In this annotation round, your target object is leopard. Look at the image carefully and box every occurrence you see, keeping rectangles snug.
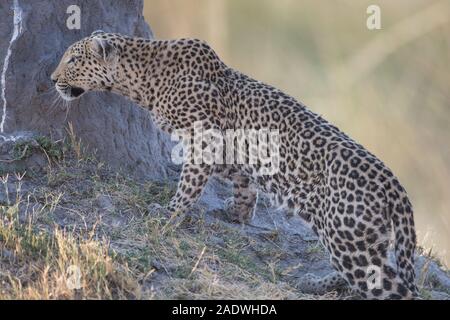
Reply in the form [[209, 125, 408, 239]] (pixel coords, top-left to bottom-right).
[[51, 31, 418, 299]]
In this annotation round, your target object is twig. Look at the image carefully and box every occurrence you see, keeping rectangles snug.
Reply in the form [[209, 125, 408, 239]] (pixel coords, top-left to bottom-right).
[[189, 246, 207, 278]]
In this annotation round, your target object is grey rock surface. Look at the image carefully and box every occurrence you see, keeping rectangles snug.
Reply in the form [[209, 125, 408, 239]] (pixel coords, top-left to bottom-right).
[[0, 0, 173, 180]]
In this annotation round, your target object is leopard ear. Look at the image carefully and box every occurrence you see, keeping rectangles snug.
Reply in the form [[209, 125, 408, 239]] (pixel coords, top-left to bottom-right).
[[89, 37, 116, 63]]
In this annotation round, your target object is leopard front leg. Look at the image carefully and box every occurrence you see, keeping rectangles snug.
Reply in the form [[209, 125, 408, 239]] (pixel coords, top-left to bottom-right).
[[168, 162, 212, 215], [223, 174, 258, 224]]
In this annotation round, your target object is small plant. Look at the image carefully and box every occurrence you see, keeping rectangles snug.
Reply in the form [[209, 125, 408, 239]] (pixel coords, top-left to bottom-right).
[[36, 136, 64, 161], [12, 141, 34, 161], [11, 136, 63, 162]]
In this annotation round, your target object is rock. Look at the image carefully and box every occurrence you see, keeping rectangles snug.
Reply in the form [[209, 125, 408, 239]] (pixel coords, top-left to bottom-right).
[[0, 0, 173, 181]]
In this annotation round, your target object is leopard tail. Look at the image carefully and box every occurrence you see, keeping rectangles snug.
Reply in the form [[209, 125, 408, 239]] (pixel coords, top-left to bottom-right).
[[389, 186, 418, 295]]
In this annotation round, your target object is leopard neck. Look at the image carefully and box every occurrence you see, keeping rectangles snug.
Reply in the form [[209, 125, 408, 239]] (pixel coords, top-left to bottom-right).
[[110, 38, 165, 108]]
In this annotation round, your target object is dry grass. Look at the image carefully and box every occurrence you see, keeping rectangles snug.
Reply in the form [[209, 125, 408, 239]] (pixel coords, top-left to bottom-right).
[[0, 221, 138, 299]]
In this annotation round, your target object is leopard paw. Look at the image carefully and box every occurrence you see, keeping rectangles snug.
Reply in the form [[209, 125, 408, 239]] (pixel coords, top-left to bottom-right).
[[223, 197, 253, 224], [297, 272, 347, 295]]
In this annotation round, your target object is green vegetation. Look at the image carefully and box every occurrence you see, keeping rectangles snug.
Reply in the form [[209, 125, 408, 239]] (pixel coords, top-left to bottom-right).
[[12, 136, 63, 161]]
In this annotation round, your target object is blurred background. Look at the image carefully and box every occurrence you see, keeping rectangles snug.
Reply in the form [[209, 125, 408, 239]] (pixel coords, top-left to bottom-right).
[[143, 0, 450, 266]]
